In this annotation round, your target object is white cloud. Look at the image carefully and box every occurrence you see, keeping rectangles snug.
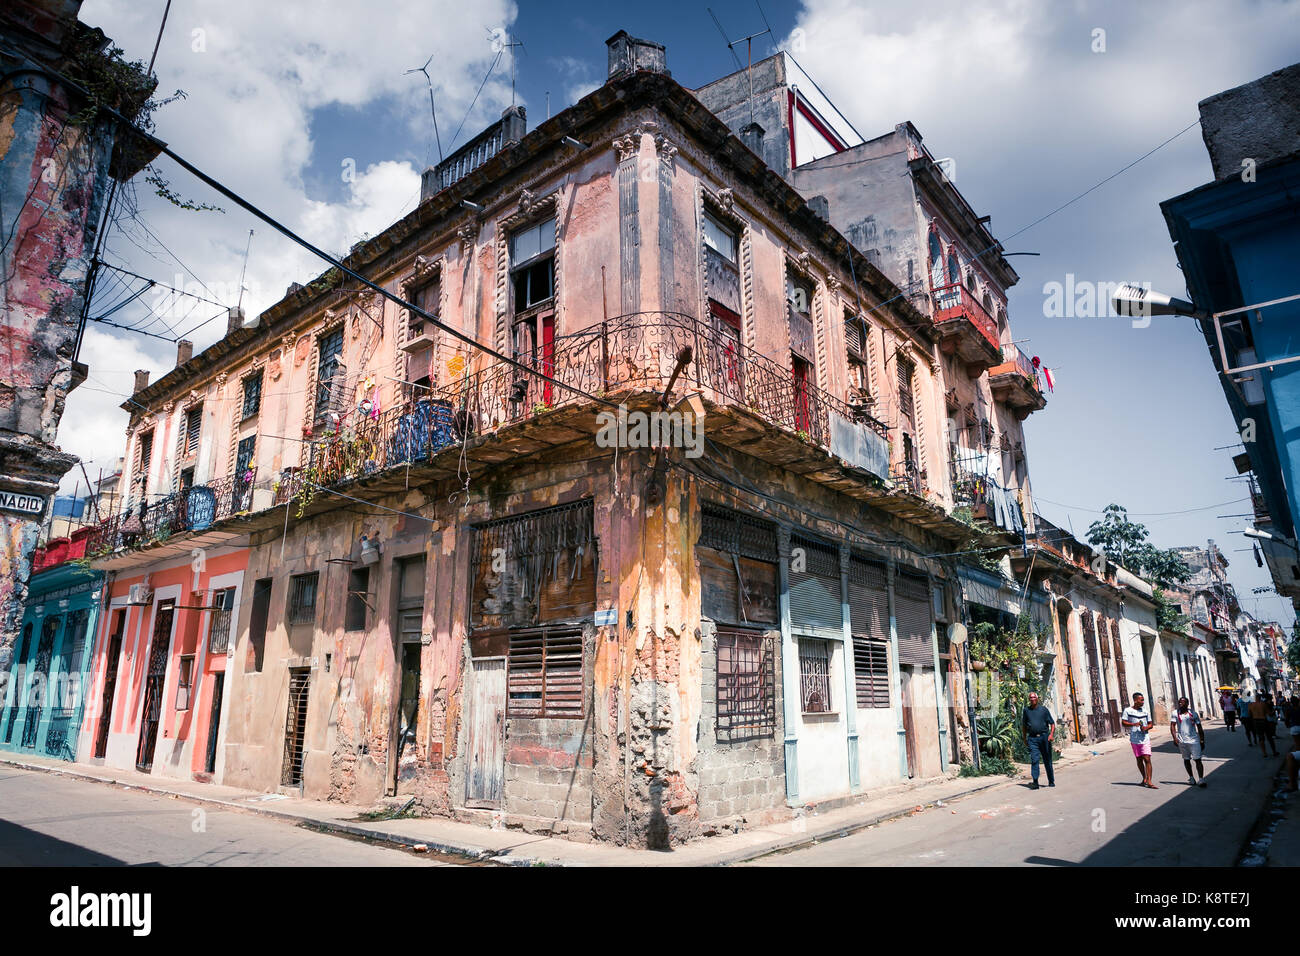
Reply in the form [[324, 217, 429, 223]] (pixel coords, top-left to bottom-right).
[[59, 0, 519, 486]]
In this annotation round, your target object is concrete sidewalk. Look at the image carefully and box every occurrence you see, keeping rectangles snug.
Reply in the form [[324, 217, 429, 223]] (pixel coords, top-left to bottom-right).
[[0, 732, 1139, 867]]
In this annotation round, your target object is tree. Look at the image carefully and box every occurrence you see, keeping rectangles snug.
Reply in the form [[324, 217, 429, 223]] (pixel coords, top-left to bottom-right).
[[1086, 504, 1148, 566], [1086, 504, 1191, 587]]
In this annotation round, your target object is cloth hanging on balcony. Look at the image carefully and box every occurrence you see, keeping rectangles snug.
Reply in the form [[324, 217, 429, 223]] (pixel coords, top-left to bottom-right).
[[1042, 367, 1055, 392]]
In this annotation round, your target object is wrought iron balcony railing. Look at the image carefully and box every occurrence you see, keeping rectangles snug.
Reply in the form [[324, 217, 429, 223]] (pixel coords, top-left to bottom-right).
[[84, 470, 259, 556], [931, 282, 1000, 353]]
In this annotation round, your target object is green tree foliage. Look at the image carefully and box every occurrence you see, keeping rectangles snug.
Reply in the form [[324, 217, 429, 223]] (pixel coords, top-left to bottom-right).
[[1086, 503, 1191, 587]]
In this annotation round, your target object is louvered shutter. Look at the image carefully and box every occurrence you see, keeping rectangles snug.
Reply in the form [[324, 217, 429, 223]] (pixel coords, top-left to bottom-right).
[[849, 556, 890, 707], [894, 571, 934, 666], [789, 536, 842, 632], [507, 628, 582, 718]]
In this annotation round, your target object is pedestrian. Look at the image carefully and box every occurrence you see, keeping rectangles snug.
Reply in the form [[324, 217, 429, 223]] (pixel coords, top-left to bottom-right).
[[1240, 693, 1257, 745], [1122, 691, 1158, 789], [1171, 696, 1208, 787], [1021, 691, 1055, 790], [1286, 696, 1300, 751], [1248, 695, 1279, 757], [1221, 690, 1237, 732]]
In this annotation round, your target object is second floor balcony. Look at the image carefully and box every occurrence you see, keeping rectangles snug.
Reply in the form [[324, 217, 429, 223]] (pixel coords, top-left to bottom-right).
[[988, 344, 1048, 419], [931, 282, 1001, 375], [82, 312, 1003, 563]]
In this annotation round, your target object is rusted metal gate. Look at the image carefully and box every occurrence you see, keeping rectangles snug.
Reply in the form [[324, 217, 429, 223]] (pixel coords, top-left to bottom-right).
[[1081, 611, 1109, 741], [93, 613, 125, 758], [281, 668, 311, 787], [135, 600, 175, 772], [1098, 617, 1120, 737], [465, 657, 506, 808]]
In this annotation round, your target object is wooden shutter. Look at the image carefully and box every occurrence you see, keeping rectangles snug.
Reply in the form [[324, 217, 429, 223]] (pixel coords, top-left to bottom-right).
[[698, 504, 779, 626], [850, 556, 890, 707], [789, 536, 841, 631], [894, 570, 933, 666], [507, 627, 582, 718], [185, 406, 202, 456]]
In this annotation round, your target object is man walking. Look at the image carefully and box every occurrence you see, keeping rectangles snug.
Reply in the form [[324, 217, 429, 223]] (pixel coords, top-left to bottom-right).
[[1220, 690, 1237, 732], [1122, 691, 1158, 788], [1171, 696, 1208, 787], [1240, 692, 1257, 745], [1021, 691, 1055, 790], [1248, 694, 1279, 757]]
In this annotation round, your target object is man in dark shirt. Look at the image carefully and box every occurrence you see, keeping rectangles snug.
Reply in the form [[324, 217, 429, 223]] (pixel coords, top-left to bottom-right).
[[1022, 691, 1056, 790]]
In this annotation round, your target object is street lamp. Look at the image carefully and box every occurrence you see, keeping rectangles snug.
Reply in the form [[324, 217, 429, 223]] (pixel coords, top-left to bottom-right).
[[1111, 283, 1207, 320]]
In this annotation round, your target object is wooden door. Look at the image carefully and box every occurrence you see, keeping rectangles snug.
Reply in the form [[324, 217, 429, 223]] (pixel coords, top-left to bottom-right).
[[93, 623, 124, 759], [204, 672, 224, 774], [465, 657, 506, 808]]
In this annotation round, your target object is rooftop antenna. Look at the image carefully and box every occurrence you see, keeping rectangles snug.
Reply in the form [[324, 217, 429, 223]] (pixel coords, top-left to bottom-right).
[[497, 31, 526, 108], [236, 229, 253, 310], [707, 7, 770, 126], [405, 54, 444, 163]]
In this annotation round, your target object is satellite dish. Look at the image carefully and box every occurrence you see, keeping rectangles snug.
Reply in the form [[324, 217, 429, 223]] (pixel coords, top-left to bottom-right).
[[948, 622, 967, 646]]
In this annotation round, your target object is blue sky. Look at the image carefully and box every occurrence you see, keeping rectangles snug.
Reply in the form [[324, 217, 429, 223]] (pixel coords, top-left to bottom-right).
[[70, 0, 1300, 625]]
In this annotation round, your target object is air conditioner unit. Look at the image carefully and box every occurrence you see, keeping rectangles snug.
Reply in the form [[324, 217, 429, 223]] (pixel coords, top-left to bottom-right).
[[128, 583, 152, 605]]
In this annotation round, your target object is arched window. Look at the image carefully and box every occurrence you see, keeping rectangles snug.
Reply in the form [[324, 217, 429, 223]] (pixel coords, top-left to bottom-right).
[[946, 251, 960, 286], [928, 232, 944, 289]]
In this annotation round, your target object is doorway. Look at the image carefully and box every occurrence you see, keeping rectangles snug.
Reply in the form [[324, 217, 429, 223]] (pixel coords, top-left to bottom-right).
[[93, 611, 125, 758], [465, 657, 506, 807], [135, 600, 175, 772]]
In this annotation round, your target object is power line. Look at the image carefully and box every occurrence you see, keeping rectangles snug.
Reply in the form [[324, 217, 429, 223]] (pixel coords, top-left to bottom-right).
[[1033, 495, 1250, 518]]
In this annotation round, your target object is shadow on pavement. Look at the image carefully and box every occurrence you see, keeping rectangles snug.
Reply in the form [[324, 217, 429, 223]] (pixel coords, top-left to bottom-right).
[[0, 819, 127, 866]]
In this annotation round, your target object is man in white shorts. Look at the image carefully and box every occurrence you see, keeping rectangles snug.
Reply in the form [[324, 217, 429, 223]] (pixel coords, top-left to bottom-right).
[[1171, 696, 1207, 787]]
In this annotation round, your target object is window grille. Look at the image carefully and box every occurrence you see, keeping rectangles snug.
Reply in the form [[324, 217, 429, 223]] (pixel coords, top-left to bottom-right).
[[288, 572, 319, 625], [799, 638, 833, 713], [207, 587, 235, 654], [716, 628, 776, 742]]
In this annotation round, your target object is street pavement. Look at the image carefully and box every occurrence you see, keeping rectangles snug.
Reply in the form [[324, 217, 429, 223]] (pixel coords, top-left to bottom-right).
[[748, 722, 1283, 866], [0, 767, 458, 866]]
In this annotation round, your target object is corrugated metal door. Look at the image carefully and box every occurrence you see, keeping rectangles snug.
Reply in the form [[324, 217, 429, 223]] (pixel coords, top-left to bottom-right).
[[894, 572, 933, 666], [789, 537, 841, 631], [466, 657, 506, 808]]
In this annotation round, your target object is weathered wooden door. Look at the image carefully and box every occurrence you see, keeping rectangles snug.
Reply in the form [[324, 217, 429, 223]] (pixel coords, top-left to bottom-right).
[[93, 622, 124, 759], [204, 672, 224, 774], [136, 600, 175, 772], [465, 657, 506, 808]]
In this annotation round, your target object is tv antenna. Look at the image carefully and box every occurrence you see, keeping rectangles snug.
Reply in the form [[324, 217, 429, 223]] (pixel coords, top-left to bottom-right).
[[404, 54, 444, 163], [707, 4, 772, 126], [492, 29, 526, 108], [237, 229, 253, 310]]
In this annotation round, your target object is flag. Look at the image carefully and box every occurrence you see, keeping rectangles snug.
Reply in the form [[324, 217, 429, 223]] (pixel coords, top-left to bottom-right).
[[1043, 367, 1056, 392]]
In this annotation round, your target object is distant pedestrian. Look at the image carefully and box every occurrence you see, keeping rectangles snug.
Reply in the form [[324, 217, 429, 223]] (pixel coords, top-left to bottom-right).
[[1248, 695, 1279, 757], [1286, 696, 1300, 750], [1171, 697, 1207, 787], [1021, 691, 1056, 790], [1122, 691, 1158, 789], [1221, 691, 1237, 732]]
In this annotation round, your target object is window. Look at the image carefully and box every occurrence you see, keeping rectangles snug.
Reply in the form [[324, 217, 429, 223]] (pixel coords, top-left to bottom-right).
[[183, 405, 203, 458], [345, 567, 370, 631], [716, 629, 776, 742], [507, 627, 583, 718], [897, 356, 915, 425], [405, 278, 440, 392], [703, 209, 737, 262], [850, 556, 890, 709], [508, 216, 557, 405], [288, 572, 319, 626], [137, 430, 154, 487], [853, 637, 890, 709], [471, 500, 597, 629], [174, 656, 194, 711], [799, 638, 833, 714], [241, 371, 262, 419], [208, 587, 235, 654], [315, 326, 346, 425], [248, 577, 272, 673], [787, 271, 815, 361]]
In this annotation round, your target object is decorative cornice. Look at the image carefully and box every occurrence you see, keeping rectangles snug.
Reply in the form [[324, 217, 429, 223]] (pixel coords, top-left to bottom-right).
[[612, 128, 641, 163]]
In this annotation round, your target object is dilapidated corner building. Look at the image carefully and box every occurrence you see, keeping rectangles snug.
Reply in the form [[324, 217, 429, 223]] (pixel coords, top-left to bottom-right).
[[0, 1, 155, 675], [80, 32, 1021, 847]]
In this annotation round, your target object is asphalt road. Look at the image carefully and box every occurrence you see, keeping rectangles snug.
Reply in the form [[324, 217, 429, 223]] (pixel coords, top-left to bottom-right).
[[749, 723, 1285, 866], [0, 768, 456, 866]]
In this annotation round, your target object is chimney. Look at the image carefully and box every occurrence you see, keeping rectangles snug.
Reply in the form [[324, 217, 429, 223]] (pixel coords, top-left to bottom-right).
[[133, 369, 150, 393], [606, 31, 668, 80], [226, 306, 246, 334], [500, 104, 527, 144], [176, 340, 193, 366], [740, 122, 765, 155], [807, 195, 830, 221]]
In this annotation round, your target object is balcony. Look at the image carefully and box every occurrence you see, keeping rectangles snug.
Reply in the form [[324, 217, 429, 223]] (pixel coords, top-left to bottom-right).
[[83, 313, 1001, 561], [84, 470, 259, 566], [988, 344, 1048, 419], [931, 282, 1001, 375]]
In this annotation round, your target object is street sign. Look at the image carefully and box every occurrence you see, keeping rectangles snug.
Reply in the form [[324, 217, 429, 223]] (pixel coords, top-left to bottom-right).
[[0, 489, 46, 517]]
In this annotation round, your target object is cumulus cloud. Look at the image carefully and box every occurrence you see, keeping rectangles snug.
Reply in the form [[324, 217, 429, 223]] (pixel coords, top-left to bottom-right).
[[58, 0, 519, 492]]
